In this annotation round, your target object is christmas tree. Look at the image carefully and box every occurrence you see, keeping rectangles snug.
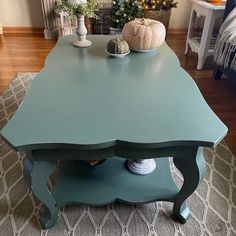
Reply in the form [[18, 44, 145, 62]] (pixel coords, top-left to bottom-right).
[[110, 0, 142, 29], [142, 0, 178, 11]]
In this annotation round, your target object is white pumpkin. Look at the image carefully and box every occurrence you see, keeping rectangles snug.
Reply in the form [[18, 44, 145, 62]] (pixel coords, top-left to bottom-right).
[[122, 18, 166, 51]]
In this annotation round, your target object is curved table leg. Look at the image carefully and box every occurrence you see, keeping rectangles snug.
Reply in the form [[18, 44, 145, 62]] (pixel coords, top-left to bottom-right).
[[173, 147, 206, 223], [23, 153, 58, 229]]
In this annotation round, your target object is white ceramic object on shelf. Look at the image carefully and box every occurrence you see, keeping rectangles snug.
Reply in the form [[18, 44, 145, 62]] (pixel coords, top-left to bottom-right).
[[73, 14, 92, 48], [127, 159, 156, 175], [105, 49, 130, 58]]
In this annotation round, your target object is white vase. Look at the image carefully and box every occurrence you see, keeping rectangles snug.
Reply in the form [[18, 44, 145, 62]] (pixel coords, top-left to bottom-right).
[[73, 14, 92, 48]]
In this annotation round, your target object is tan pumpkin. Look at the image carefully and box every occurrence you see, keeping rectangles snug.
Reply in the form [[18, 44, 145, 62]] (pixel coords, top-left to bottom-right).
[[122, 18, 166, 51]]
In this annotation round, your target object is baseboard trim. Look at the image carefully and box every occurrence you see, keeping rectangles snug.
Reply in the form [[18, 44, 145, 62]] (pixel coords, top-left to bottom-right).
[[168, 28, 187, 37], [2, 26, 187, 38], [3, 27, 44, 35]]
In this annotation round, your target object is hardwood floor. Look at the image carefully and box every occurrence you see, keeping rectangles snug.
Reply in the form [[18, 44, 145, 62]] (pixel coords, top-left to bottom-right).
[[1, 33, 236, 155], [0, 34, 56, 93]]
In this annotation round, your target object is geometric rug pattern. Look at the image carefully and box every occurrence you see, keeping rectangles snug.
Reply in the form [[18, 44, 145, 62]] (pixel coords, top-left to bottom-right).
[[0, 73, 236, 236]]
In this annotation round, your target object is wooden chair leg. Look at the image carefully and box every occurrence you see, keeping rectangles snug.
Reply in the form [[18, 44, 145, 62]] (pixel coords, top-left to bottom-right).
[[213, 68, 223, 80]]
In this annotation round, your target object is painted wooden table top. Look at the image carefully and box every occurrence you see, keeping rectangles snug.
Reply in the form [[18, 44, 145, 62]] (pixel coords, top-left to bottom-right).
[[0, 35, 227, 151]]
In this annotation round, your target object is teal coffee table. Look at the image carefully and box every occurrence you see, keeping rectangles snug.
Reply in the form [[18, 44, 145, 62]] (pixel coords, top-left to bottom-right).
[[0, 35, 228, 229]]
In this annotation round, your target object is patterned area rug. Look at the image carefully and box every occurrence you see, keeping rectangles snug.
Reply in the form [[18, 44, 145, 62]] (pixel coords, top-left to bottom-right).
[[0, 73, 236, 236]]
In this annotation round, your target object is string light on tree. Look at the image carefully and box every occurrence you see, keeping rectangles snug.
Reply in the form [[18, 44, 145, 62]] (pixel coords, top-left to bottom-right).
[[142, 0, 178, 10]]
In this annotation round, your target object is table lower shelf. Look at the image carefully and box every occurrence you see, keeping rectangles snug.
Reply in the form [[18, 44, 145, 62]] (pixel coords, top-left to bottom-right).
[[52, 157, 180, 206], [187, 36, 217, 55], [24, 146, 205, 229]]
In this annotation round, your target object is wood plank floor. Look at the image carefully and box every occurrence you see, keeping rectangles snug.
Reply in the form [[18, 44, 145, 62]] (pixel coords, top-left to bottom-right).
[[1, 33, 236, 155]]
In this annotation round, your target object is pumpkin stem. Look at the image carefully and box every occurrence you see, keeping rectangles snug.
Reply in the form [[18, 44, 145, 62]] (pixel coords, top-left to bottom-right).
[[141, 18, 149, 26]]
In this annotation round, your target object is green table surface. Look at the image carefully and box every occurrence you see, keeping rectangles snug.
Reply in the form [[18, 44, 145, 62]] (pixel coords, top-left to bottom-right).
[[0, 35, 227, 151]]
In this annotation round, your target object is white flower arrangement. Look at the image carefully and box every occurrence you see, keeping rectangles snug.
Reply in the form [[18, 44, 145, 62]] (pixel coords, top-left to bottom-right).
[[56, 0, 98, 18]]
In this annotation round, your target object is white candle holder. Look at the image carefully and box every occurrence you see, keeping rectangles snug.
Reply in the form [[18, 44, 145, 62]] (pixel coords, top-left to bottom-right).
[[73, 14, 92, 48], [127, 159, 156, 175]]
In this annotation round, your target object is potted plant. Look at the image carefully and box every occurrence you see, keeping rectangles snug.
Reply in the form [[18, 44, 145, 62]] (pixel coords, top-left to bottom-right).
[[110, 0, 142, 35], [56, 0, 99, 47], [142, 0, 178, 34]]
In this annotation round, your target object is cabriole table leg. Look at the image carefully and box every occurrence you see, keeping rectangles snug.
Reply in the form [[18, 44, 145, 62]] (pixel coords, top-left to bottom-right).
[[172, 147, 206, 223], [23, 152, 59, 229]]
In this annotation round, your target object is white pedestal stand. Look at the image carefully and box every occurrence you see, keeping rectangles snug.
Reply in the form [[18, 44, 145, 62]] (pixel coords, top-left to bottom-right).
[[73, 15, 92, 48]]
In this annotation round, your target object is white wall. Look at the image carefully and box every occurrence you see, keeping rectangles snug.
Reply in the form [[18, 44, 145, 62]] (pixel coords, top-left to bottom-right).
[[0, 0, 191, 29], [0, 0, 44, 27], [170, 0, 192, 29]]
